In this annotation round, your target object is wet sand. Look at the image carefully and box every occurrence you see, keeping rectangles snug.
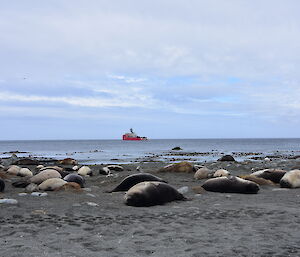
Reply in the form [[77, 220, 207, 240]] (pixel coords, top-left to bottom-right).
[[1, 159, 300, 257]]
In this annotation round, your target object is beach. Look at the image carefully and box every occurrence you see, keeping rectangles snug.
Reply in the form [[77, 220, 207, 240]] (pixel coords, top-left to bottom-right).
[[1, 156, 300, 257]]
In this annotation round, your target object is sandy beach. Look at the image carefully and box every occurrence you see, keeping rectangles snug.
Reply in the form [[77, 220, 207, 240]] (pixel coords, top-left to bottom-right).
[[1, 157, 300, 257]]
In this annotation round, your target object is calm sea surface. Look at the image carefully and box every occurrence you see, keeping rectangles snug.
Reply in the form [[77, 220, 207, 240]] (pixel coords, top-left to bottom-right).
[[0, 138, 300, 164]]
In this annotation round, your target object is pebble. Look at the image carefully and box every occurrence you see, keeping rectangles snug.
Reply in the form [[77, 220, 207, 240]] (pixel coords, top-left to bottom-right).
[[86, 202, 98, 207], [177, 186, 189, 194], [31, 192, 48, 197], [86, 193, 96, 197], [0, 199, 18, 204], [83, 188, 92, 192], [18, 193, 28, 196]]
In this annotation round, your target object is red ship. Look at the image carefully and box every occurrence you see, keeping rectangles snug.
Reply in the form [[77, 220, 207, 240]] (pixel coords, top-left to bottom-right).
[[122, 128, 147, 141]]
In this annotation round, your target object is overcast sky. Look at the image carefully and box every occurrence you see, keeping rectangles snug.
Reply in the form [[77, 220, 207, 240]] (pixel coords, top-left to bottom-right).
[[0, 0, 299, 139]]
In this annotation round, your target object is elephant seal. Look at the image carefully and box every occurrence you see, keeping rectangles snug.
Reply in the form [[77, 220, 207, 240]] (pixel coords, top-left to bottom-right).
[[218, 155, 235, 161], [280, 170, 300, 188], [124, 181, 186, 207], [0, 178, 5, 192], [58, 158, 78, 165], [63, 174, 85, 188], [107, 173, 167, 193], [158, 162, 195, 173], [38, 178, 67, 191], [30, 169, 62, 184], [194, 167, 212, 180], [77, 166, 92, 176], [213, 169, 230, 177], [251, 169, 286, 183], [18, 168, 33, 177], [202, 176, 259, 194], [239, 175, 275, 186], [6, 165, 21, 175]]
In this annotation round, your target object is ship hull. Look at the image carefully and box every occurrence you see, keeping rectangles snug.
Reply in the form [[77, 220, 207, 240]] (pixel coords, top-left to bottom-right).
[[122, 135, 147, 140]]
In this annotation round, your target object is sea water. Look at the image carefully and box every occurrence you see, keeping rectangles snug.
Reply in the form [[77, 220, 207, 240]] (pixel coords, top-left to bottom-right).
[[0, 138, 299, 164]]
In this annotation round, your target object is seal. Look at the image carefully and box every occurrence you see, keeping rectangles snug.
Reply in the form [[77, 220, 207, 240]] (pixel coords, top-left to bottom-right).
[[0, 178, 5, 192], [213, 169, 230, 177], [124, 181, 186, 207], [202, 176, 259, 194], [77, 166, 92, 176], [107, 173, 167, 193], [251, 169, 286, 183], [194, 167, 212, 180], [239, 175, 275, 186], [63, 174, 85, 188], [38, 178, 67, 191], [158, 161, 195, 173], [18, 168, 33, 177], [280, 169, 300, 188], [30, 169, 62, 184]]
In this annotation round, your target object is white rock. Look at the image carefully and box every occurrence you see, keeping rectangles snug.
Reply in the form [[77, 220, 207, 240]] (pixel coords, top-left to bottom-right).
[[0, 199, 18, 204]]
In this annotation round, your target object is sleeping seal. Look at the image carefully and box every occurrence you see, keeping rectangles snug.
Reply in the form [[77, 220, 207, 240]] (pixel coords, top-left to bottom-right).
[[107, 173, 167, 193], [202, 176, 259, 194], [280, 170, 300, 188], [124, 181, 186, 207], [38, 178, 67, 191], [251, 169, 286, 183], [63, 174, 85, 188], [30, 169, 62, 184], [0, 178, 5, 192]]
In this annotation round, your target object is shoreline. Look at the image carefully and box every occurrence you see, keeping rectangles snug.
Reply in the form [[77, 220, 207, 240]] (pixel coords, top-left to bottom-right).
[[1, 156, 300, 256]]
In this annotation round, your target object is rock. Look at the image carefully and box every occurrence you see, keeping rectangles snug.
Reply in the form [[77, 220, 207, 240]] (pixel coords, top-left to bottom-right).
[[192, 186, 206, 194], [0, 199, 18, 204], [218, 155, 236, 162], [31, 192, 48, 197], [177, 186, 189, 194], [158, 162, 195, 173], [13, 158, 40, 165], [172, 146, 182, 151], [106, 165, 124, 172]]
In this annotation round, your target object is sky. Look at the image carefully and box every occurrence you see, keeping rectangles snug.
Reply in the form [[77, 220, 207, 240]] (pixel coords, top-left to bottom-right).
[[0, 0, 300, 140]]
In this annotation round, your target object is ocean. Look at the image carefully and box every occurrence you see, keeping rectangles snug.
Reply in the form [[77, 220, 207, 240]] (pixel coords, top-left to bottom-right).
[[1, 138, 300, 164]]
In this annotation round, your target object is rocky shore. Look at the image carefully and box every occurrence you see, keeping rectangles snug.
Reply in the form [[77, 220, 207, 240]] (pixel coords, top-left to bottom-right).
[[1, 153, 300, 257]]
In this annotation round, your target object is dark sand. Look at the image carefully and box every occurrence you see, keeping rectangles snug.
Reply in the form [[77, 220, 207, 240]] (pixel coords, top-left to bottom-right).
[[1, 159, 300, 257]]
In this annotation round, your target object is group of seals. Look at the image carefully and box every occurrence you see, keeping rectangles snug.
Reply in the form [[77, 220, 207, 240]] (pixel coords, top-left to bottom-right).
[[108, 173, 185, 207]]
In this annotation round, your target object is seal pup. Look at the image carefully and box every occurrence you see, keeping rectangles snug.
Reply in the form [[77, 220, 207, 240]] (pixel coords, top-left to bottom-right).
[[0, 178, 5, 192], [107, 173, 167, 193], [202, 176, 259, 194], [280, 170, 300, 188], [124, 181, 186, 207], [63, 174, 85, 188], [251, 169, 286, 183]]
